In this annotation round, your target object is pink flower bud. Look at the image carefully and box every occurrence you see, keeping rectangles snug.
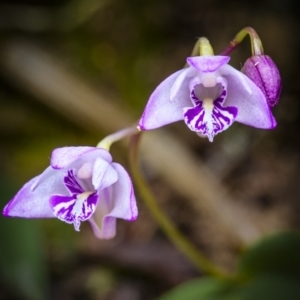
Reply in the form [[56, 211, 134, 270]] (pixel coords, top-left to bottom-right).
[[242, 55, 281, 107]]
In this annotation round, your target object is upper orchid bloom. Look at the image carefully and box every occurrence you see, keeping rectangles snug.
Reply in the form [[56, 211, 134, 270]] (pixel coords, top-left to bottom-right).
[[138, 39, 276, 142], [3, 147, 138, 239]]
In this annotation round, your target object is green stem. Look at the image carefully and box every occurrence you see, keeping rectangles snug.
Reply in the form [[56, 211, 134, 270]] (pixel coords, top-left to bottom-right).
[[219, 27, 264, 56], [129, 132, 229, 278], [97, 124, 138, 151]]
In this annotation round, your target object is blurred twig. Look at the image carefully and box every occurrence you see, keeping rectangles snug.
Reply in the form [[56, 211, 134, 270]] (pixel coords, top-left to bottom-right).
[[0, 39, 278, 247], [0, 0, 110, 32]]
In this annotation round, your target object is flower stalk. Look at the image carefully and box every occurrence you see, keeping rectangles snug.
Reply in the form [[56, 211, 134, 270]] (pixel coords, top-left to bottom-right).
[[129, 132, 229, 278], [220, 27, 264, 56], [97, 125, 139, 151]]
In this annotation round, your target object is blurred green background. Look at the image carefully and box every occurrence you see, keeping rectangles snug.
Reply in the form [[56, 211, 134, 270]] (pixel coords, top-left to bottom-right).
[[0, 0, 300, 299]]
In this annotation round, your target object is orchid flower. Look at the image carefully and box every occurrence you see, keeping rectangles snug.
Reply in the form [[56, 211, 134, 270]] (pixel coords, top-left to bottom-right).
[[138, 38, 276, 142], [3, 147, 138, 239]]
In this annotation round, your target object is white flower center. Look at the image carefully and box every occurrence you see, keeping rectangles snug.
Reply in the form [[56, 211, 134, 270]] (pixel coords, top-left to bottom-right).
[[77, 162, 93, 179], [76, 191, 94, 201], [202, 74, 217, 87]]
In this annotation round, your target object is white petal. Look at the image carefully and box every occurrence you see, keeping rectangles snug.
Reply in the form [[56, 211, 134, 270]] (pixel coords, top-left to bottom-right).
[[51, 147, 112, 170], [3, 167, 65, 218], [170, 67, 194, 102], [88, 163, 137, 239], [92, 157, 118, 190], [220, 64, 275, 129], [138, 69, 192, 130], [187, 56, 230, 72]]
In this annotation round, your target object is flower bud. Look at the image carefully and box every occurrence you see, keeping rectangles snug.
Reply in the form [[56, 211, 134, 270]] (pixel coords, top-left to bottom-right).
[[242, 55, 281, 107]]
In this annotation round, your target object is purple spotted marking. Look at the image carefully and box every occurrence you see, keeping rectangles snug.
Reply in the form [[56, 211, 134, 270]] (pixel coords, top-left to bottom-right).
[[183, 83, 238, 142], [64, 170, 84, 194], [49, 170, 98, 231]]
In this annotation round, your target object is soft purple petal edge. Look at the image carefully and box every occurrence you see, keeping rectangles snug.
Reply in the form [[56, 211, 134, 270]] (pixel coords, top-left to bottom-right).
[[51, 146, 112, 170]]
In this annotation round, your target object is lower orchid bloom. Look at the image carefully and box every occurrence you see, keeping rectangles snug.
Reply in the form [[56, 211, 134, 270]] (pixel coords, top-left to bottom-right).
[[3, 147, 138, 239], [138, 49, 276, 142]]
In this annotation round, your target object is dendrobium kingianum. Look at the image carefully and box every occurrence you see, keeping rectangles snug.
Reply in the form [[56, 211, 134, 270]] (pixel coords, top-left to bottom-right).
[[3, 147, 138, 239], [138, 39, 277, 142]]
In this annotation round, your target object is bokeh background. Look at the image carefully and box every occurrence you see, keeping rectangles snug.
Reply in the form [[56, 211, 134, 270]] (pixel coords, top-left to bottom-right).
[[0, 0, 299, 299]]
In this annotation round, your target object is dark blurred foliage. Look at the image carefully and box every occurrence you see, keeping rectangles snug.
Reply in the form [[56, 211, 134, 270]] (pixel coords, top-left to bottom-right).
[[1, 0, 300, 299]]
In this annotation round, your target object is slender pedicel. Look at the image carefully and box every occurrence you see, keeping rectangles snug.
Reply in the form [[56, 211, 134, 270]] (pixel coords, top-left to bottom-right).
[[219, 27, 264, 56], [129, 132, 229, 277], [97, 125, 139, 150]]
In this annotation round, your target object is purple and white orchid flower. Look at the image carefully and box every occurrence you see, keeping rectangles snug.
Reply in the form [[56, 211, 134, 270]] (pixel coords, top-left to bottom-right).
[[3, 147, 138, 239], [138, 55, 276, 142]]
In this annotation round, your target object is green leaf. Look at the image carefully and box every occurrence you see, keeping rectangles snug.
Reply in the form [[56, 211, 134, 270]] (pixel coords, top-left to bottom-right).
[[237, 274, 300, 300], [238, 231, 300, 278], [156, 277, 241, 300], [0, 178, 48, 300], [157, 232, 300, 300]]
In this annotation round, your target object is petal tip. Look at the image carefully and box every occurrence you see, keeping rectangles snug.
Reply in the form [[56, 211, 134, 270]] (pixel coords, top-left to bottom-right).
[[137, 123, 146, 131], [129, 184, 138, 220], [2, 203, 11, 217], [128, 214, 138, 222], [51, 165, 60, 170], [271, 115, 277, 129]]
